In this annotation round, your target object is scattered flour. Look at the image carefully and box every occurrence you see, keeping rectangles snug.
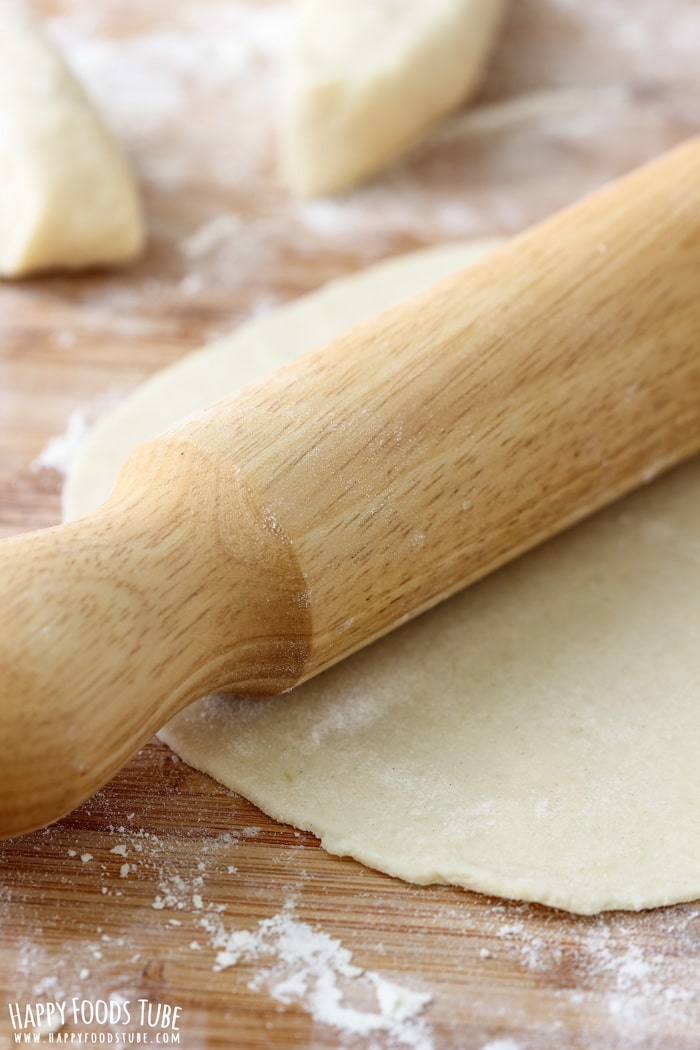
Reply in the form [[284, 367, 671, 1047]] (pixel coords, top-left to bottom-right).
[[8, 817, 433, 1047], [33, 411, 90, 476], [210, 907, 433, 1049], [474, 902, 700, 1046], [180, 213, 244, 259], [3, 811, 700, 1049], [32, 386, 133, 480], [36, 1010, 65, 1036], [480, 1041, 522, 1050]]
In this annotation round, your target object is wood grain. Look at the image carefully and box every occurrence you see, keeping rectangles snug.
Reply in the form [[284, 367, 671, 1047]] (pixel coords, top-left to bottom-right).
[[2, 741, 700, 1050], [2, 1, 700, 1047], [4, 138, 700, 844]]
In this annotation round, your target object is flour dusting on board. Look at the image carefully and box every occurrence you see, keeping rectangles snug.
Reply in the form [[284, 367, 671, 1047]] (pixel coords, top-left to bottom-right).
[[32, 411, 90, 476], [208, 906, 433, 1048], [479, 1040, 522, 1050], [471, 901, 700, 1045], [3, 800, 700, 1048], [33, 386, 133, 479], [3, 799, 433, 1048]]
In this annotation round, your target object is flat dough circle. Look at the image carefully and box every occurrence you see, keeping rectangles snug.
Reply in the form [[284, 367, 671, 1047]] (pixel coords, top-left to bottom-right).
[[66, 242, 700, 915]]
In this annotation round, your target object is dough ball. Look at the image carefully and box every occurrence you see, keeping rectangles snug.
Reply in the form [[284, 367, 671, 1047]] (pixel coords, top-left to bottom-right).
[[280, 0, 507, 195], [0, 2, 144, 277]]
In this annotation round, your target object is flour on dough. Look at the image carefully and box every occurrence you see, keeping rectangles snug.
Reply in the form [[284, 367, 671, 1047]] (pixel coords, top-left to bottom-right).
[[66, 242, 700, 915], [0, 2, 144, 277], [280, 0, 507, 195]]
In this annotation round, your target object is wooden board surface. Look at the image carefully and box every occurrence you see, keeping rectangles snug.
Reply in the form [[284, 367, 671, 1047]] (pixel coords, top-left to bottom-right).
[[2, 2, 700, 1047]]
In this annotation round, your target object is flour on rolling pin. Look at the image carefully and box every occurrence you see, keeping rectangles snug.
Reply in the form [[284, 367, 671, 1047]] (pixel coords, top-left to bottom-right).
[[60, 235, 700, 916]]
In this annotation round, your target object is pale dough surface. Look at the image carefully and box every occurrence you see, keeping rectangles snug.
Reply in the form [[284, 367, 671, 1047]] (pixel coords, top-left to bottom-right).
[[281, 0, 506, 195], [0, 1, 143, 277], [66, 243, 700, 915]]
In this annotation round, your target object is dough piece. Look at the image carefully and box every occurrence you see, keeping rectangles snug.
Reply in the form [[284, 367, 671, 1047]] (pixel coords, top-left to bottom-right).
[[280, 0, 507, 195], [66, 243, 700, 915], [0, 2, 144, 277]]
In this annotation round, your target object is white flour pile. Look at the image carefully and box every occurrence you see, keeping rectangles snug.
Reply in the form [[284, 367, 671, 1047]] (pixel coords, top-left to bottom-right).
[[206, 906, 433, 1049]]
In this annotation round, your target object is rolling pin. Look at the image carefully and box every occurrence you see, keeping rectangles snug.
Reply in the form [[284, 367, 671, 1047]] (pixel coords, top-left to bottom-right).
[[2, 137, 700, 841]]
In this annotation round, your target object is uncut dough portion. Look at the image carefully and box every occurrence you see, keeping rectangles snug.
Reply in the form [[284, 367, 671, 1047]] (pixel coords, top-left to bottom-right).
[[0, 1, 144, 277], [67, 242, 700, 915], [281, 0, 507, 195]]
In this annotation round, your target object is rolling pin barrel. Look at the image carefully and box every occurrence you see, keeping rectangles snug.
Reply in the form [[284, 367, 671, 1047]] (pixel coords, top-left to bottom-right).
[[2, 136, 700, 839]]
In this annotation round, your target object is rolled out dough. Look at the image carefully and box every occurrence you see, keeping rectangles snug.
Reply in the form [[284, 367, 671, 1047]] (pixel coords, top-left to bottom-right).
[[66, 243, 700, 915]]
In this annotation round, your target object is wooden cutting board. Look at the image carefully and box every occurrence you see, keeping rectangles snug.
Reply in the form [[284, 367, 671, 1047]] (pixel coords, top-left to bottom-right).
[[2, 2, 700, 1047]]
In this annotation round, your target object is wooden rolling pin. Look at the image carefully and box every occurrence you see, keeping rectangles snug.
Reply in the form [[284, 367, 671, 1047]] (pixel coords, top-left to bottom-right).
[[2, 137, 700, 840]]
